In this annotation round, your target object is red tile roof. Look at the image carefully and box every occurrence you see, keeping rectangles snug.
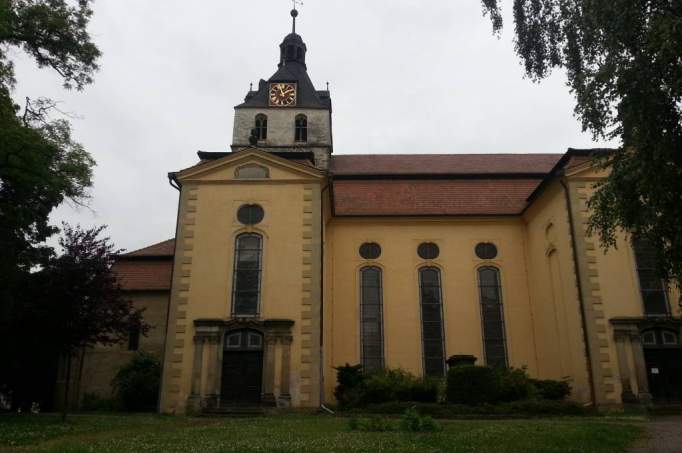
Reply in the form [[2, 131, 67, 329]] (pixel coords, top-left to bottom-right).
[[124, 239, 175, 257], [330, 154, 562, 176], [333, 179, 543, 216], [112, 260, 173, 291]]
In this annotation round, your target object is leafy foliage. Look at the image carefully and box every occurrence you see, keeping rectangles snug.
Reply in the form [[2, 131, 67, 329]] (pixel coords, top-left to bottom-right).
[[348, 408, 440, 432], [480, 1, 682, 291], [0, 0, 100, 90], [334, 365, 439, 408], [530, 378, 572, 401], [112, 353, 161, 412], [446, 366, 544, 405], [353, 400, 592, 417]]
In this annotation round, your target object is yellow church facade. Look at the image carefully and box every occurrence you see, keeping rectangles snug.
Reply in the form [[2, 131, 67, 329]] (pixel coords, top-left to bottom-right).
[[70, 9, 682, 413]]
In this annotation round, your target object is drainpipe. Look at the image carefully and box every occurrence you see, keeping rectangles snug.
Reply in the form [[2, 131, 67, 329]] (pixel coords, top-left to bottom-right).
[[560, 177, 597, 406], [157, 173, 182, 413], [319, 183, 329, 409]]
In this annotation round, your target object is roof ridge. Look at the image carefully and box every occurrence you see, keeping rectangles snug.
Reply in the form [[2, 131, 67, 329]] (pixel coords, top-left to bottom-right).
[[123, 238, 175, 257]]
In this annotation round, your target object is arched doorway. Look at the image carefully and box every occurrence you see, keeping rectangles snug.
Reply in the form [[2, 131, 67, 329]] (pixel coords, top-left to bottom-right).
[[642, 328, 682, 403], [221, 329, 264, 404]]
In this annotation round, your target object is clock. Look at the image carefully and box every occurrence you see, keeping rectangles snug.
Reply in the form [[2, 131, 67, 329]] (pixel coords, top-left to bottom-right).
[[269, 82, 297, 107]]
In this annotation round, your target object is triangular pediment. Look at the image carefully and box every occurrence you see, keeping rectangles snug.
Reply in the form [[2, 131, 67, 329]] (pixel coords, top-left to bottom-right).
[[175, 148, 324, 183]]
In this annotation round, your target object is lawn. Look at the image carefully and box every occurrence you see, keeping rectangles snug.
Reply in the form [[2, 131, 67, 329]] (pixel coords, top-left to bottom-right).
[[0, 413, 644, 453]]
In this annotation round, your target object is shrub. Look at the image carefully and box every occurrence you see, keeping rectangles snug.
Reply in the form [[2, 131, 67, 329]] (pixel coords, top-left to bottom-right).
[[352, 400, 593, 417], [495, 367, 535, 402], [530, 379, 571, 400], [334, 365, 439, 408], [446, 365, 499, 404], [334, 364, 364, 408], [112, 353, 161, 412], [400, 407, 440, 432], [348, 415, 396, 432], [81, 392, 115, 412]]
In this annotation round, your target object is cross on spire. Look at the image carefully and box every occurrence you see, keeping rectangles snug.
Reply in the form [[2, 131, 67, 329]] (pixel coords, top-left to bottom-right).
[[291, 0, 303, 33]]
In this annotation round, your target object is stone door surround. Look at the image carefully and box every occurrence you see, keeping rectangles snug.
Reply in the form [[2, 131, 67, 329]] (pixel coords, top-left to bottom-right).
[[610, 317, 682, 405], [188, 318, 295, 412]]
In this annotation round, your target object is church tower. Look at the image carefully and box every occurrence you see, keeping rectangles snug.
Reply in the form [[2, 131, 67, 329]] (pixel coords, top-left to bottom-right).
[[231, 8, 332, 170]]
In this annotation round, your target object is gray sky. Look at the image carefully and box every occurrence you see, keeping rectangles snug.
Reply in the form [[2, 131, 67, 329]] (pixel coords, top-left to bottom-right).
[[12, 0, 616, 253]]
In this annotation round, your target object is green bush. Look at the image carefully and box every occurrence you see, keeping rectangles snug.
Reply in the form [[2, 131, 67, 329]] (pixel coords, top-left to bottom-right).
[[530, 379, 571, 400], [334, 364, 364, 408], [496, 367, 536, 402], [112, 353, 161, 412], [352, 400, 593, 418], [334, 365, 439, 408], [81, 392, 115, 412], [400, 407, 440, 432], [446, 366, 500, 404]]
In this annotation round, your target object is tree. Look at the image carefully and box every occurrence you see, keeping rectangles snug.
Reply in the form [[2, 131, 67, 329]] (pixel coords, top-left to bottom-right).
[[0, 0, 100, 407], [480, 1, 682, 291], [6, 225, 149, 415]]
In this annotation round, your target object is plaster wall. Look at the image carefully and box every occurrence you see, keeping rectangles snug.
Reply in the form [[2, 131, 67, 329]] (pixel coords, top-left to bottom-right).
[[323, 218, 538, 403]]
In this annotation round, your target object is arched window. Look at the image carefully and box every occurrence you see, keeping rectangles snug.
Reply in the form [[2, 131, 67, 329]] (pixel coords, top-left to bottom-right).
[[254, 114, 267, 141], [419, 267, 445, 376], [477, 266, 508, 368], [360, 267, 384, 371], [632, 237, 669, 316], [232, 233, 263, 316], [295, 114, 307, 142]]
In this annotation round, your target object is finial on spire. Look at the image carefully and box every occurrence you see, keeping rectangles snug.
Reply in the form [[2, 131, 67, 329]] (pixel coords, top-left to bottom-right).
[[291, 0, 303, 33]]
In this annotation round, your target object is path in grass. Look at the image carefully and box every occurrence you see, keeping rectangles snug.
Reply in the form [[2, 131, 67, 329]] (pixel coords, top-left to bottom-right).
[[629, 416, 682, 453], [0, 413, 644, 453]]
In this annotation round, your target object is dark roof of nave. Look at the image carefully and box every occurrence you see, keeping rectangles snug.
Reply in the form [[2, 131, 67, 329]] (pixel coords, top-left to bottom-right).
[[122, 239, 175, 258], [330, 153, 562, 177], [112, 239, 175, 291]]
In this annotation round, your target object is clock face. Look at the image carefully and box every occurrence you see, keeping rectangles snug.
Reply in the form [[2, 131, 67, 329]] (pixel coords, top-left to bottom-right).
[[269, 82, 297, 107]]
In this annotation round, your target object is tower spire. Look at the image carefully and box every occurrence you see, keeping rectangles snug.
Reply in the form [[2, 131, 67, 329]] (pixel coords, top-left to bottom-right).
[[291, 0, 302, 33]]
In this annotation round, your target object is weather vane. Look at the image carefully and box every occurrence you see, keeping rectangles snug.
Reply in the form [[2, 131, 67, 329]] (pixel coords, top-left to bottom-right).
[[290, 0, 303, 33]]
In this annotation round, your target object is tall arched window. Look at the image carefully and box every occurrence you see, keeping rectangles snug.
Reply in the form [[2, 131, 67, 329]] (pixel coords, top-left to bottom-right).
[[477, 266, 508, 368], [232, 233, 263, 316], [419, 267, 445, 377], [254, 114, 267, 141], [295, 114, 307, 142], [632, 237, 669, 316], [360, 267, 384, 371]]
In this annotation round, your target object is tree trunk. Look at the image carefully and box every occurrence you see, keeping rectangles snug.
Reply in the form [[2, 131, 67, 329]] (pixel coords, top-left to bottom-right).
[[61, 353, 71, 422]]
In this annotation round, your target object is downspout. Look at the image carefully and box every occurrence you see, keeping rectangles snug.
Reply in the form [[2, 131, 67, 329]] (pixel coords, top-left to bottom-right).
[[157, 173, 181, 413], [560, 177, 597, 406], [319, 182, 330, 411]]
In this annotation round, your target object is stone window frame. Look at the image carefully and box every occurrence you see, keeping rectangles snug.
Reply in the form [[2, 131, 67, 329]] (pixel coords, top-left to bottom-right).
[[295, 114, 308, 143], [418, 266, 446, 377], [231, 233, 263, 317], [477, 265, 509, 368], [359, 266, 384, 372], [254, 114, 268, 141]]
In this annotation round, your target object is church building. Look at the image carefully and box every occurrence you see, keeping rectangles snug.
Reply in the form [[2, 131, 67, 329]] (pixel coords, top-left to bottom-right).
[[70, 8, 682, 413]]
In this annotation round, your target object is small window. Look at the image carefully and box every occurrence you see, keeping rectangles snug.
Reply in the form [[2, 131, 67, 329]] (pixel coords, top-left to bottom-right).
[[475, 242, 498, 260], [248, 332, 263, 349], [418, 243, 440, 260], [127, 323, 140, 351], [359, 243, 381, 260], [226, 332, 242, 348], [254, 114, 267, 141], [237, 204, 265, 225], [642, 331, 657, 346], [235, 164, 269, 179], [295, 114, 308, 142], [662, 331, 679, 345]]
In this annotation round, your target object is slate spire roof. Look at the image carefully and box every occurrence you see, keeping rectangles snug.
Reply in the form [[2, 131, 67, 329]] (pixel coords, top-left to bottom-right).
[[236, 8, 331, 110]]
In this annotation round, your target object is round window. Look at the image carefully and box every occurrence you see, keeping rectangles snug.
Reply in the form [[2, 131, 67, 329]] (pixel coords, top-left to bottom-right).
[[417, 242, 440, 260], [359, 243, 381, 260], [237, 204, 264, 225], [475, 242, 498, 260]]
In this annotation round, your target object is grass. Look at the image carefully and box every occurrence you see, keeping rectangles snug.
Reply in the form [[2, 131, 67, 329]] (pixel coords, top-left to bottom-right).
[[0, 413, 644, 453]]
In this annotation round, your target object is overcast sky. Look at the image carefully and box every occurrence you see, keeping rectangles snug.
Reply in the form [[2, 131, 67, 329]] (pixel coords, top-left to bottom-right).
[[12, 0, 617, 253]]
